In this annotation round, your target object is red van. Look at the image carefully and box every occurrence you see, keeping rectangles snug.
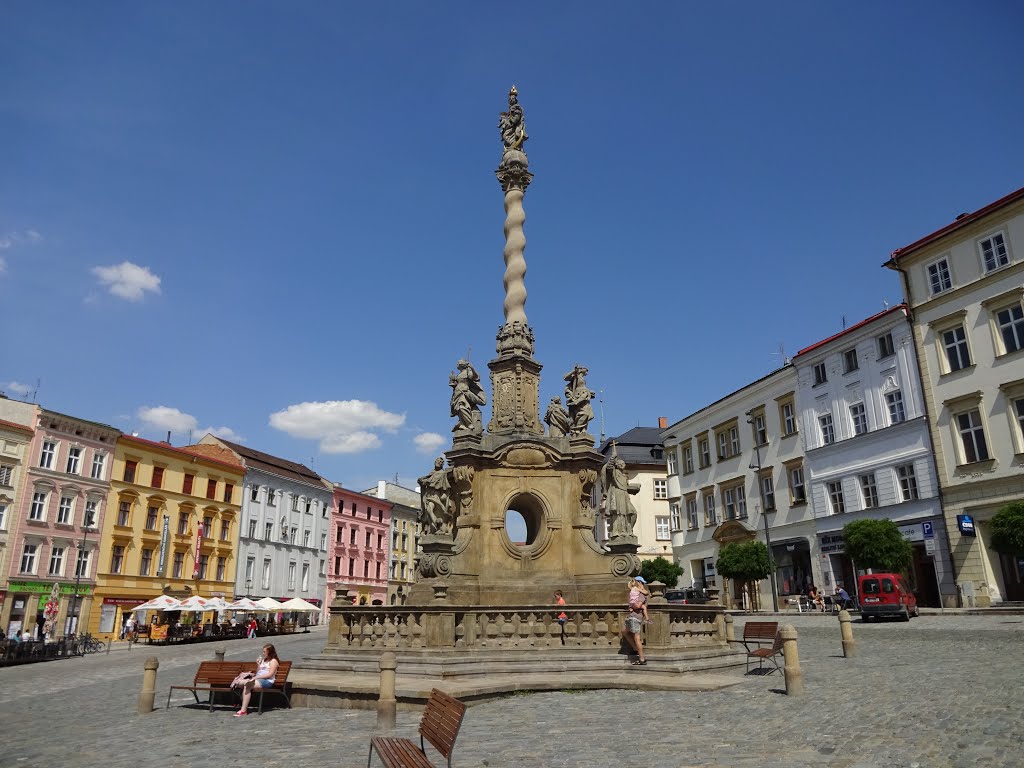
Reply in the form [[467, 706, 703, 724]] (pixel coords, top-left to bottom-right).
[[858, 573, 919, 622]]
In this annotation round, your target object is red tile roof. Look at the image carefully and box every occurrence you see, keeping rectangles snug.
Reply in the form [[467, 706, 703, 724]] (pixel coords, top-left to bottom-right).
[[794, 304, 908, 358], [0, 418, 34, 435], [119, 434, 245, 473]]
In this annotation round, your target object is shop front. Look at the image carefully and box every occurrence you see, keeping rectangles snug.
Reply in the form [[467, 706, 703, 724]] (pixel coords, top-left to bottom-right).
[[771, 538, 814, 598], [98, 597, 148, 638], [2, 580, 95, 640]]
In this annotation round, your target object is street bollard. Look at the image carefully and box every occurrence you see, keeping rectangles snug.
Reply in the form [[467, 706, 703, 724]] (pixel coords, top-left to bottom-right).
[[138, 657, 160, 713], [214, 647, 226, 663], [376, 652, 397, 731], [724, 613, 735, 643], [838, 609, 857, 658], [780, 624, 804, 696]]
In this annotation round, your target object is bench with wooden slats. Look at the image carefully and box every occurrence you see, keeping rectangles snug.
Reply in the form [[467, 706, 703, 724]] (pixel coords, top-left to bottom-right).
[[241, 659, 292, 713], [737, 621, 783, 674], [368, 688, 467, 768], [166, 659, 293, 713]]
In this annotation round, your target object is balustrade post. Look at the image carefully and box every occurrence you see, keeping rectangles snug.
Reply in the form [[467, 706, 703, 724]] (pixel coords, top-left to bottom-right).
[[424, 611, 455, 649], [724, 613, 735, 643]]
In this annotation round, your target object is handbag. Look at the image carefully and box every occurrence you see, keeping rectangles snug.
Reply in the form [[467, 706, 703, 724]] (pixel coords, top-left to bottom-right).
[[230, 671, 255, 688]]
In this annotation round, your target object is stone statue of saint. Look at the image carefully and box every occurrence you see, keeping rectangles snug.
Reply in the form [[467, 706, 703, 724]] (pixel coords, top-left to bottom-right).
[[544, 396, 571, 438], [563, 364, 595, 435], [498, 85, 528, 153], [601, 446, 640, 537], [449, 359, 486, 434], [418, 456, 453, 536]]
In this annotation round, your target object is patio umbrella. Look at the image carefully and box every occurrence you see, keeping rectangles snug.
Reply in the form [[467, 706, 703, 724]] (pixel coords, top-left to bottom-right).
[[225, 597, 260, 611], [278, 597, 320, 612], [204, 597, 230, 611], [254, 597, 284, 611], [129, 595, 183, 612], [176, 595, 212, 612]]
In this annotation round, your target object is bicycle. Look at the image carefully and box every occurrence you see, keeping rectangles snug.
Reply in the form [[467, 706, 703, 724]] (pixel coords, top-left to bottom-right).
[[75, 633, 106, 654]]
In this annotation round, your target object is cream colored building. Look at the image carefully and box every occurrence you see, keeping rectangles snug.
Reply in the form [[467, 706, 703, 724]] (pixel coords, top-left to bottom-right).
[[0, 408, 36, 624], [364, 481, 420, 605], [885, 186, 1024, 605]]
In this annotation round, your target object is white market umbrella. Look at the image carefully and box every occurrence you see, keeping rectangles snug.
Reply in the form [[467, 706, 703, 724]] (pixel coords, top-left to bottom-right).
[[254, 597, 284, 611], [130, 595, 183, 612], [204, 597, 230, 611], [279, 597, 320, 612], [226, 597, 260, 611], [176, 595, 213, 612]]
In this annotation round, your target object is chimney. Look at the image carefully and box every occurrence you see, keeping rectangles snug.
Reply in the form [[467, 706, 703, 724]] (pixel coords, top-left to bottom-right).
[[658, 416, 668, 429], [378, 480, 387, 498]]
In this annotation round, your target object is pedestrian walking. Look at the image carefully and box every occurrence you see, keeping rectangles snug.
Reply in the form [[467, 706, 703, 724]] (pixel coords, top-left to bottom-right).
[[621, 576, 650, 666], [554, 589, 568, 645]]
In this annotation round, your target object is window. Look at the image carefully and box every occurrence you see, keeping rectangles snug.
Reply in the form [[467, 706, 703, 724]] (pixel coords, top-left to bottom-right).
[[248, 519, 257, 539], [716, 423, 739, 459], [84, 500, 97, 527], [348, 558, 355, 577], [761, 474, 775, 511], [30, 491, 47, 521], [151, 466, 164, 489], [980, 232, 1009, 272], [1016, 398, 1024, 445], [996, 303, 1024, 354], [722, 487, 739, 520], [178, 512, 189, 535], [206, 479, 217, 499], [736, 485, 747, 518], [363, 560, 370, 577], [366, 507, 372, 520], [752, 413, 767, 446], [290, 526, 297, 544], [943, 326, 972, 371], [66, 446, 82, 475], [117, 501, 130, 526], [0, 503, 6, 529], [202, 516, 213, 537], [827, 481, 846, 515], [686, 498, 699, 530], [352, 503, 358, 516], [145, 506, 158, 530], [123, 460, 137, 483], [198, 554, 209, 580], [375, 533, 382, 550], [0, 464, 12, 486], [301, 563, 310, 591], [217, 556, 227, 581], [789, 465, 806, 504], [57, 496, 74, 524], [183, 473, 194, 495], [334, 556, 342, 575], [291, 494, 300, 512], [306, 530, 313, 548], [666, 451, 678, 475], [20, 543, 38, 573], [336, 526, 344, 543], [669, 502, 682, 530], [859, 473, 879, 509], [780, 400, 798, 436], [49, 546, 65, 576], [267, 488, 276, 506], [896, 463, 919, 501], [140, 548, 153, 576], [220, 519, 230, 541], [374, 561, 380, 579], [683, 446, 694, 474], [262, 559, 272, 589], [265, 522, 274, 540], [40, 440, 56, 469], [698, 438, 710, 468], [655, 516, 670, 540], [322, 560, 328, 577], [850, 403, 868, 436], [813, 362, 827, 386], [886, 391, 906, 424], [350, 527, 357, 545], [75, 548, 90, 578], [250, 484, 260, 502], [819, 413, 835, 445], [957, 408, 990, 463], [653, 479, 668, 500], [246, 556, 256, 582], [91, 453, 106, 480], [927, 257, 952, 294], [730, 427, 740, 456], [110, 545, 125, 574], [718, 430, 728, 458], [703, 491, 716, 524], [843, 349, 859, 374], [877, 332, 895, 359], [223, 483, 233, 503], [305, 499, 312, 514]]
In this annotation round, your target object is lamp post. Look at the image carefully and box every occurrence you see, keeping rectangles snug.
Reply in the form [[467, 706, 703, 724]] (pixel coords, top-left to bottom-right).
[[245, 579, 252, 599], [747, 414, 779, 612], [68, 520, 95, 636]]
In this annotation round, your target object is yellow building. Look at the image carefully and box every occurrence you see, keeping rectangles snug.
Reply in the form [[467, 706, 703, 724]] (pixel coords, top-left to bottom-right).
[[91, 435, 243, 638]]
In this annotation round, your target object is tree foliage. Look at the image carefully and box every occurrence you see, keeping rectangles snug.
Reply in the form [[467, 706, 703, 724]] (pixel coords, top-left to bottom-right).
[[716, 540, 772, 582], [991, 501, 1024, 556], [640, 556, 683, 588], [842, 518, 912, 571]]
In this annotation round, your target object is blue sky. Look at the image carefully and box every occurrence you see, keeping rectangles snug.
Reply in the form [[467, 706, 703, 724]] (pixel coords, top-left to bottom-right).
[[3, 2, 1023, 492]]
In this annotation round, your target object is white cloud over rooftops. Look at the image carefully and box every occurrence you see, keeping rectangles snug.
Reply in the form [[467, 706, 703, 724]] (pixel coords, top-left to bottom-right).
[[4, 381, 33, 396], [269, 399, 404, 455], [91, 261, 161, 301], [136, 406, 242, 443], [413, 432, 446, 454]]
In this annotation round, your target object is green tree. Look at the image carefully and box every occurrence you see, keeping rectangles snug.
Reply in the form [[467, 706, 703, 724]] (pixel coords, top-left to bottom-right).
[[716, 540, 772, 610], [842, 519, 912, 571], [640, 556, 683, 588], [990, 501, 1024, 556]]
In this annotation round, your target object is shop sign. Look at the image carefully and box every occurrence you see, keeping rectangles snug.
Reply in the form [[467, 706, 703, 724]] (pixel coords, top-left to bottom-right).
[[819, 533, 845, 555], [899, 523, 924, 542], [925, 538, 937, 556], [103, 597, 146, 606], [7, 581, 93, 597], [957, 515, 976, 536]]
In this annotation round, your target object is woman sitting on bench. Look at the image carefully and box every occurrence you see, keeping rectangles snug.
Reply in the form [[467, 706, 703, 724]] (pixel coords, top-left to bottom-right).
[[235, 644, 279, 717]]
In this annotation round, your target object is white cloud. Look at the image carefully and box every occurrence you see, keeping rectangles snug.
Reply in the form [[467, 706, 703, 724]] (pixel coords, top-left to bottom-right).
[[200, 425, 245, 442], [269, 399, 405, 455], [413, 432, 446, 455], [0, 229, 42, 250], [137, 406, 197, 433], [91, 261, 161, 302], [5, 381, 33, 396]]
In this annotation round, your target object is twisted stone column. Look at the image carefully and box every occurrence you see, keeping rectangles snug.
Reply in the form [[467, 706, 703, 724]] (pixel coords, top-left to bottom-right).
[[502, 186, 528, 325]]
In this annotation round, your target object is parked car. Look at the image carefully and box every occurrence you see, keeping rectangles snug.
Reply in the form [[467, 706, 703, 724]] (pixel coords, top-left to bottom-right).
[[665, 587, 710, 605], [858, 573, 919, 622]]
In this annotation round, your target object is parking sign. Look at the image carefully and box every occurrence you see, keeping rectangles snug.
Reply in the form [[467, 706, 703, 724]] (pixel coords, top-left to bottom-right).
[[922, 521, 934, 539]]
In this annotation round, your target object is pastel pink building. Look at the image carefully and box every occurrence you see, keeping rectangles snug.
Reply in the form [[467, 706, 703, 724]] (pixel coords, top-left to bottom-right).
[[328, 484, 391, 606]]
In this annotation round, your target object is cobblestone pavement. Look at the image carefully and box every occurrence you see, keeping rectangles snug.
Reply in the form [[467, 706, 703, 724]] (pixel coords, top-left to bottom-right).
[[1, 615, 1021, 768]]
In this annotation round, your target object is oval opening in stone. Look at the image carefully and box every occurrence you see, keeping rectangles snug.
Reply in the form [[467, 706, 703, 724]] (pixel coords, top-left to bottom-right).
[[504, 493, 544, 546]]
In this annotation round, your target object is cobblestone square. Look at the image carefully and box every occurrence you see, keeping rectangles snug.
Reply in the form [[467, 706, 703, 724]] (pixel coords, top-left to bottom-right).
[[1, 616, 1020, 768]]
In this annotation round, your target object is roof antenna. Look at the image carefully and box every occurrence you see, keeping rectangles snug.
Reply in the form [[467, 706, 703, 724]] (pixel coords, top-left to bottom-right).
[[842, 314, 847, 330], [598, 389, 606, 444], [30, 378, 41, 403], [771, 343, 790, 366]]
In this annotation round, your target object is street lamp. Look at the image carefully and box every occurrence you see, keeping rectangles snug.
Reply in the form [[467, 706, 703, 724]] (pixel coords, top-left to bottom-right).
[[68, 519, 96, 636], [747, 414, 779, 612], [245, 579, 252, 599]]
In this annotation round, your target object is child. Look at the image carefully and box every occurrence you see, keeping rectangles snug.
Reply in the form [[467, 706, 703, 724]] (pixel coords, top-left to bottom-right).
[[554, 590, 568, 625], [630, 576, 651, 623]]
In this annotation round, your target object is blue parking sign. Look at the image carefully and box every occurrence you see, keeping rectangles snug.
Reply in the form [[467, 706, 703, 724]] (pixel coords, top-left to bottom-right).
[[922, 521, 934, 539]]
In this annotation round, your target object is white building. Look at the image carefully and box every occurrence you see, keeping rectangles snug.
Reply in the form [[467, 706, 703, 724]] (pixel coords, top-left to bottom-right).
[[197, 437, 331, 611], [663, 365, 809, 610], [885, 186, 1024, 605], [792, 305, 952, 606]]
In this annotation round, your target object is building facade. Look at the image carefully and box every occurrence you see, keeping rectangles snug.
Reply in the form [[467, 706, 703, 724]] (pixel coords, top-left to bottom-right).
[[596, 424, 673, 561], [328, 484, 391, 608], [200, 437, 331, 613], [92, 435, 244, 638], [364, 481, 421, 605], [792, 306, 953, 606], [885, 186, 1024, 605], [0, 405, 119, 639], [0, 404, 38, 632], [663, 366, 809, 609]]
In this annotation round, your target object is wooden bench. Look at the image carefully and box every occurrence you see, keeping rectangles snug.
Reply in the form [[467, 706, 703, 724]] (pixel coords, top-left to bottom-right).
[[737, 621, 783, 674], [166, 660, 292, 713], [368, 688, 467, 768]]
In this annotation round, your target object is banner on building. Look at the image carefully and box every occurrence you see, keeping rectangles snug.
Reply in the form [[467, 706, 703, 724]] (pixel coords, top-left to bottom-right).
[[192, 522, 204, 578], [157, 515, 170, 577]]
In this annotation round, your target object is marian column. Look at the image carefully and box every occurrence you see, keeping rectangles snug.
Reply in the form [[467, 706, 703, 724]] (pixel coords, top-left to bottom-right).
[[488, 86, 544, 435]]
